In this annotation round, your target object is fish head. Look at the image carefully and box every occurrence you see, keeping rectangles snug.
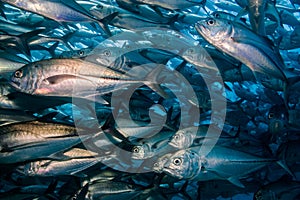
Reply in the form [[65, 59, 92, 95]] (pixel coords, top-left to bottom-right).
[[195, 18, 232, 44], [90, 3, 114, 19], [182, 47, 198, 62], [9, 62, 41, 94], [169, 127, 196, 149], [182, 46, 210, 64], [153, 149, 200, 179], [132, 145, 146, 159]]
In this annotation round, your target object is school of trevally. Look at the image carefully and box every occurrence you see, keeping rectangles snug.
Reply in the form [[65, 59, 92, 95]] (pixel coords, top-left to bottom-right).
[[0, 0, 300, 199]]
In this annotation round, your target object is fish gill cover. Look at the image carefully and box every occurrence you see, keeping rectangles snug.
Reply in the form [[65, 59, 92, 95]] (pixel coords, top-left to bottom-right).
[[0, 0, 300, 199]]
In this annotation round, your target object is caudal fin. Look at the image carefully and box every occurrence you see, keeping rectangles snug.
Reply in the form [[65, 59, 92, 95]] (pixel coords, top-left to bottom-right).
[[144, 64, 169, 99]]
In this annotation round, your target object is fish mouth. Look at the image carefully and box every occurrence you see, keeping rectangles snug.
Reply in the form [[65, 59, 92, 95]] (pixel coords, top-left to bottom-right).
[[9, 80, 21, 89], [153, 156, 169, 172], [195, 22, 207, 31]]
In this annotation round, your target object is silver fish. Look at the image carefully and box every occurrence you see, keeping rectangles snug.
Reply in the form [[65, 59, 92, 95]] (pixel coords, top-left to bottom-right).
[[0, 120, 91, 164], [0, 57, 25, 75], [1, 0, 96, 23], [119, 0, 205, 10], [0, 79, 68, 111], [19, 148, 101, 176], [153, 146, 279, 188], [195, 17, 289, 81], [0, 108, 36, 126], [90, 2, 176, 29], [182, 46, 219, 72], [169, 125, 223, 149], [0, 0, 114, 35], [131, 130, 175, 159], [85, 180, 144, 200], [9, 58, 168, 103]]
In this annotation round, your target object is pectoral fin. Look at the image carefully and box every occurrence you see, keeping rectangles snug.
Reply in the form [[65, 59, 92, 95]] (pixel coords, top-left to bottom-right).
[[227, 177, 245, 188]]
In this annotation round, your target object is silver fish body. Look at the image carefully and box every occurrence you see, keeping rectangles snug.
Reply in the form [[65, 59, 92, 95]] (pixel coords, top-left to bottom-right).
[[195, 17, 288, 81], [86, 180, 144, 200], [1, 0, 95, 23], [153, 146, 276, 188], [120, 0, 205, 10], [0, 108, 36, 126], [0, 79, 69, 111], [9, 58, 167, 101], [0, 120, 90, 164], [19, 148, 101, 176]]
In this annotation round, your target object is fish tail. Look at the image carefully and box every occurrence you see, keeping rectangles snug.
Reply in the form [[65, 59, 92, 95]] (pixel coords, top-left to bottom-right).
[[97, 12, 119, 37], [276, 160, 295, 178], [276, 142, 295, 178], [144, 65, 169, 99], [48, 41, 60, 58]]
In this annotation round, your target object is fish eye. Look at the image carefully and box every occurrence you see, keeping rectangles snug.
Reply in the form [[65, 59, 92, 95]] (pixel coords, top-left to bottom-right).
[[173, 158, 182, 166], [103, 50, 111, 57], [133, 147, 140, 153], [78, 50, 84, 56], [188, 48, 194, 54], [174, 134, 180, 140], [96, 4, 103, 9], [207, 19, 215, 25], [14, 70, 23, 78], [268, 113, 274, 119]]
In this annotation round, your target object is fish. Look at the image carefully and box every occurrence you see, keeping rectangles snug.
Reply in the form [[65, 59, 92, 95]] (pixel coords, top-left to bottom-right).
[[84, 180, 145, 200], [131, 130, 175, 159], [0, 108, 36, 126], [280, 10, 300, 26], [0, 0, 116, 35], [0, 0, 91, 22], [54, 47, 93, 59], [0, 28, 46, 58], [0, 79, 69, 111], [246, 0, 267, 35], [92, 11, 175, 30], [18, 148, 102, 176], [117, 0, 206, 11], [0, 0, 300, 199], [181, 46, 219, 72], [0, 57, 25, 75], [9, 58, 169, 104], [90, 2, 178, 30], [169, 125, 230, 149], [195, 17, 293, 82], [0, 120, 93, 164], [153, 146, 284, 188]]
